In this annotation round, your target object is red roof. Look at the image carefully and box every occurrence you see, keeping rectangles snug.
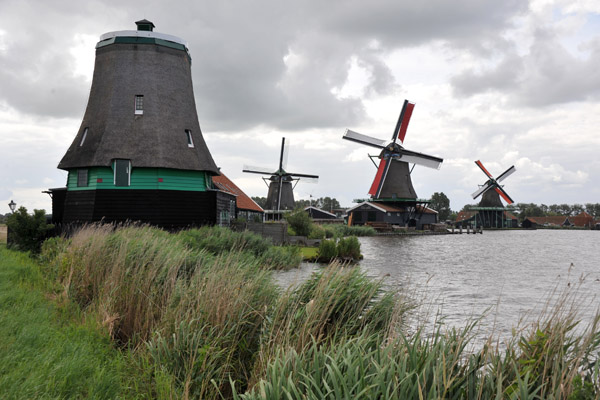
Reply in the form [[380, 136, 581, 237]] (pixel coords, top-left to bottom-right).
[[526, 216, 569, 226], [212, 173, 264, 213], [455, 211, 477, 222], [570, 212, 594, 227]]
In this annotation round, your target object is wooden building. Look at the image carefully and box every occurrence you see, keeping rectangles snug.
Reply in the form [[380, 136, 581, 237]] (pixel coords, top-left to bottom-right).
[[212, 172, 264, 222], [346, 202, 438, 230], [455, 209, 519, 228], [49, 20, 233, 229], [522, 212, 595, 229], [304, 206, 340, 220]]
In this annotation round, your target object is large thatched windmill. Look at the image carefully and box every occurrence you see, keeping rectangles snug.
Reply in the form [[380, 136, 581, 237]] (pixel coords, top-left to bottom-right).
[[343, 100, 443, 229], [243, 137, 318, 220], [49, 20, 235, 228]]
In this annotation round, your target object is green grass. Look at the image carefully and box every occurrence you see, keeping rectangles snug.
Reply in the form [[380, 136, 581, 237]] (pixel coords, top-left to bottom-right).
[[300, 246, 318, 260], [3, 224, 599, 399], [0, 224, 6, 244], [0, 247, 131, 399]]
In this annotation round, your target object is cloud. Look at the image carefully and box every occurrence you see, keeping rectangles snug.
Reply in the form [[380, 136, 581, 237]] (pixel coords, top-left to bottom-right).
[[451, 15, 600, 107]]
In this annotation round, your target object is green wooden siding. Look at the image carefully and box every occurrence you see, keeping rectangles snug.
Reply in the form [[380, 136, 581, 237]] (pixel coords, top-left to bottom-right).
[[67, 167, 211, 191]]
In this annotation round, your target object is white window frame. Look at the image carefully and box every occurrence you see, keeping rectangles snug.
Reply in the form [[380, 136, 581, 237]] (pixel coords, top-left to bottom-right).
[[135, 95, 144, 115], [79, 127, 88, 146], [185, 129, 194, 148]]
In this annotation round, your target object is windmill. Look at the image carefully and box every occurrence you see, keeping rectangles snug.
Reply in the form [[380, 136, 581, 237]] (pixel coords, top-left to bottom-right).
[[471, 160, 516, 207], [468, 160, 517, 228], [343, 99, 443, 200], [243, 137, 318, 214]]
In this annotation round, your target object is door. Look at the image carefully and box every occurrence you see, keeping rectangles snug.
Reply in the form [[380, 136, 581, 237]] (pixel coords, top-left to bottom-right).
[[114, 159, 130, 187]]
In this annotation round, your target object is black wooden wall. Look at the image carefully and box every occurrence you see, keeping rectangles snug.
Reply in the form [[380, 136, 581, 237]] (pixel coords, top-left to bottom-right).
[[57, 189, 235, 229]]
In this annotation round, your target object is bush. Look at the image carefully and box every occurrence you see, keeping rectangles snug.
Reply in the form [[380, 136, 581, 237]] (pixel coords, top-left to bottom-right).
[[317, 239, 337, 262], [337, 236, 361, 260], [333, 224, 376, 237], [177, 226, 269, 257], [285, 209, 312, 237], [6, 207, 53, 254], [307, 225, 325, 239], [258, 245, 302, 270]]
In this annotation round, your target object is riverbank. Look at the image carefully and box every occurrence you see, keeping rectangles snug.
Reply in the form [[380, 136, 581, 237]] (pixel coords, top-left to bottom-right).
[[1, 226, 599, 399], [0, 246, 133, 398]]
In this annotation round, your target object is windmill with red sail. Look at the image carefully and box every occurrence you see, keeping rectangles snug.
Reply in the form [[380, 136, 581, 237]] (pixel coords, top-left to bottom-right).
[[342, 100, 444, 229], [465, 160, 518, 228], [343, 100, 443, 200], [472, 160, 516, 207]]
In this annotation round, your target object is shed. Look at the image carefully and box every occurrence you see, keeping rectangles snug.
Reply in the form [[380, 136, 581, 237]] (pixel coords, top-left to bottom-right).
[[212, 172, 264, 222]]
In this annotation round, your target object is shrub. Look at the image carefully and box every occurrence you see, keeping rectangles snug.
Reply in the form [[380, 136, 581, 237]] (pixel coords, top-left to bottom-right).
[[177, 226, 269, 257], [317, 239, 337, 262], [285, 209, 312, 237], [337, 236, 361, 260], [321, 225, 336, 238], [6, 206, 53, 254], [333, 224, 376, 237], [308, 224, 325, 239], [258, 245, 302, 270]]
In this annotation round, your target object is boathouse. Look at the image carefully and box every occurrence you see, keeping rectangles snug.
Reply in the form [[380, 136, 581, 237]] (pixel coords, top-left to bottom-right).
[[346, 201, 438, 230], [49, 20, 234, 229], [455, 210, 518, 228]]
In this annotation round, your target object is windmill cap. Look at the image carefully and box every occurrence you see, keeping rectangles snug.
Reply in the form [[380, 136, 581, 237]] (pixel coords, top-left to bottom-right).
[[135, 19, 155, 31], [97, 20, 188, 49]]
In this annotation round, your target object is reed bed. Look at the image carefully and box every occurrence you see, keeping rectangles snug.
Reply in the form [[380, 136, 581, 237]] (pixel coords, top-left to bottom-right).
[[36, 224, 600, 399]]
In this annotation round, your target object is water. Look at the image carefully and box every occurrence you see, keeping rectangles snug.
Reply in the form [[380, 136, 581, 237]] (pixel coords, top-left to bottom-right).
[[276, 230, 600, 340]]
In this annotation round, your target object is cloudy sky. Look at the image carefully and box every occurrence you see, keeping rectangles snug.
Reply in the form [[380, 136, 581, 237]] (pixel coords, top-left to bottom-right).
[[1, 0, 600, 214]]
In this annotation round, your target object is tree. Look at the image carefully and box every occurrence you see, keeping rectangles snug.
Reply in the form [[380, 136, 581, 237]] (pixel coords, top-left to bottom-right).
[[285, 208, 312, 236], [429, 192, 451, 221], [461, 204, 477, 212], [251, 196, 267, 208], [6, 206, 53, 253], [318, 197, 340, 212]]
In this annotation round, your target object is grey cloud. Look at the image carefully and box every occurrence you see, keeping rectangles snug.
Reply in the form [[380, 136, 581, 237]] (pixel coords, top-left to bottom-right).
[[0, 0, 528, 131], [451, 27, 600, 107]]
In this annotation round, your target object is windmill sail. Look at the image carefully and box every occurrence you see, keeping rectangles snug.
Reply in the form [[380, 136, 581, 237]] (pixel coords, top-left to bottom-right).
[[472, 160, 516, 205]]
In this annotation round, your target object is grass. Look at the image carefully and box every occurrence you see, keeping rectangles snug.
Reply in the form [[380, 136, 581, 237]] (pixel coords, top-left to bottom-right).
[[0, 246, 131, 399], [3, 223, 599, 399], [0, 224, 6, 244], [300, 246, 318, 260]]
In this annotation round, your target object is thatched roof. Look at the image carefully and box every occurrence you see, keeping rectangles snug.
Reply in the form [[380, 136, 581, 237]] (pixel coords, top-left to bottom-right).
[[58, 26, 218, 174]]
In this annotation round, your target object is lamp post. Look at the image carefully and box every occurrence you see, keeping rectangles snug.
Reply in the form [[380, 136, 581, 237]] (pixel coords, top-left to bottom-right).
[[8, 200, 16, 213]]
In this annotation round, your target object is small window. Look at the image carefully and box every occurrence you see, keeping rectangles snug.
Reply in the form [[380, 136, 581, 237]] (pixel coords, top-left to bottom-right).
[[135, 95, 143, 115], [79, 128, 88, 146], [185, 129, 194, 148], [353, 211, 363, 222], [77, 169, 88, 187]]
